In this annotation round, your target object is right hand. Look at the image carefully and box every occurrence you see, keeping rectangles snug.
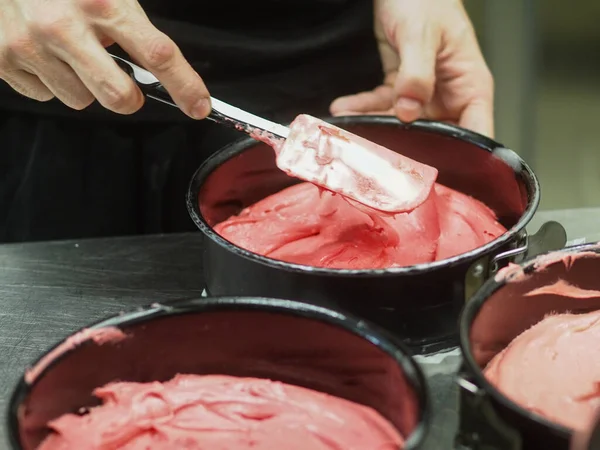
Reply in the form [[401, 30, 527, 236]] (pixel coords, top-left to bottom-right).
[[0, 0, 211, 118]]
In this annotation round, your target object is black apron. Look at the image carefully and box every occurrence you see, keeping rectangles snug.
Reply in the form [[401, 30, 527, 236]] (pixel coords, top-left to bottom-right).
[[0, 0, 383, 243]]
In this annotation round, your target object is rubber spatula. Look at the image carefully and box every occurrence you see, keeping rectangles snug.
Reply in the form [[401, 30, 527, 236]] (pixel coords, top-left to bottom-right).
[[110, 54, 438, 213]]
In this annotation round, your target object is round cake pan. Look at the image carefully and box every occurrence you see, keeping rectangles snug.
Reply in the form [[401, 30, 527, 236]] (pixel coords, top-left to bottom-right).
[[8, 296, 429, 450], [458, 243, 600, 450], [187, 116, 566, 354]]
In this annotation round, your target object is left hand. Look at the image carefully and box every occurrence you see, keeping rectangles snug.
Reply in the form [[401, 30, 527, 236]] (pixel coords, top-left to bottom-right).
[[330, 0, 495, 137]]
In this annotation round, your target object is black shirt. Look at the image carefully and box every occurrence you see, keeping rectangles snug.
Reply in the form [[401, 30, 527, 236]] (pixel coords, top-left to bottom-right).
[[0, 0, 382, 122]]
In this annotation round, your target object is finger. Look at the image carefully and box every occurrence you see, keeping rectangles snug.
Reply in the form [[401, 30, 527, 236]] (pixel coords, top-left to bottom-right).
[[97, 31, 114, 48], [330, 85, 394, 115], [459, 67, 495, 137], [47, 31, 144, 114], [459, 97, 494, 138], [98, 5, 210, 119], [26, 6, 144, 114], [1, 70, 54, 102], [393, 22, 440, 122], [422, 102, 460, 125], [36, 62, 95, 110], [6, 33, 95, 109], [18, 52, 95, 110], [64, 41, 144, 114]]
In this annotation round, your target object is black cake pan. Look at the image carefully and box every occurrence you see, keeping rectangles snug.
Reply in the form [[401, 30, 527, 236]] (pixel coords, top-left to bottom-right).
[[187, 116, 566, 353], [457, 243, 600, 450], [8, 296, 429, 450]]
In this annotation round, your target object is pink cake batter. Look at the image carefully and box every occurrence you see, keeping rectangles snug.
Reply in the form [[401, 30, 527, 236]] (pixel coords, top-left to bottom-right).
[[214, 182, 506, 269], [485, 309, 600, 431], [37, 374, 403, 450]]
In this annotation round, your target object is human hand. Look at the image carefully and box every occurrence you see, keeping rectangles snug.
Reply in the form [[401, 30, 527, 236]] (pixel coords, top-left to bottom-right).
[[571, 408, 600, 450], [0, 0, 210, 118], [330, 0, 494, 137]]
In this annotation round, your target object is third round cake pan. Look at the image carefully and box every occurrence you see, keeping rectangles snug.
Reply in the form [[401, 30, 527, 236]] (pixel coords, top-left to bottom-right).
[[457, 243, 600, 450]]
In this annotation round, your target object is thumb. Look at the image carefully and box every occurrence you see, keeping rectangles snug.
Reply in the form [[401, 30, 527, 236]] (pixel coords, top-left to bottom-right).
[[393, 24, 439, 122], [460, 98, 495, 138]]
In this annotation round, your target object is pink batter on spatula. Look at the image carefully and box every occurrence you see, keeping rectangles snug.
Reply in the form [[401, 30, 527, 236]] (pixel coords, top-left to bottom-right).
[[263, 115, 438, 214]]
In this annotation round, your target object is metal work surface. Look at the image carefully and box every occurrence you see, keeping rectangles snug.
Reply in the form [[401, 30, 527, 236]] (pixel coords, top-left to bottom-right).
[[0, 208, 596, 448]]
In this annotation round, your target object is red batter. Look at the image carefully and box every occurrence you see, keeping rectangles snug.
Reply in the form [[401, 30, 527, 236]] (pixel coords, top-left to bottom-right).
[[214, 182, 506, 269], [485, 309, 600, 431], [37, 375, 403, 450]]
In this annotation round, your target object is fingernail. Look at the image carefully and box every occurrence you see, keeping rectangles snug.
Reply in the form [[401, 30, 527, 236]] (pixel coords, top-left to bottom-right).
[[191, 97, 211, 119], [395, 97, 423, 120]]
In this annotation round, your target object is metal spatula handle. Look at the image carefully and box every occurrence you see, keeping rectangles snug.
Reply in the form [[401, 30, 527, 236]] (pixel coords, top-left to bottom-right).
[[109, 54, 290, 140]]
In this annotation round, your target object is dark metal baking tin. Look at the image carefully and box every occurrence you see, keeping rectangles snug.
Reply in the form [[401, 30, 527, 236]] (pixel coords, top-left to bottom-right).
[[8, 296, 429, 450], [187, 116, 566, 354], [457, 243, 600, 450]]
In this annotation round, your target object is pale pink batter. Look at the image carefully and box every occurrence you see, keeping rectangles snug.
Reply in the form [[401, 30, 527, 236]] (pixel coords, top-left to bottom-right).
[[38, 374, 403, 450], [214, 182, 506, 269], [485, 309, 600, 430]]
